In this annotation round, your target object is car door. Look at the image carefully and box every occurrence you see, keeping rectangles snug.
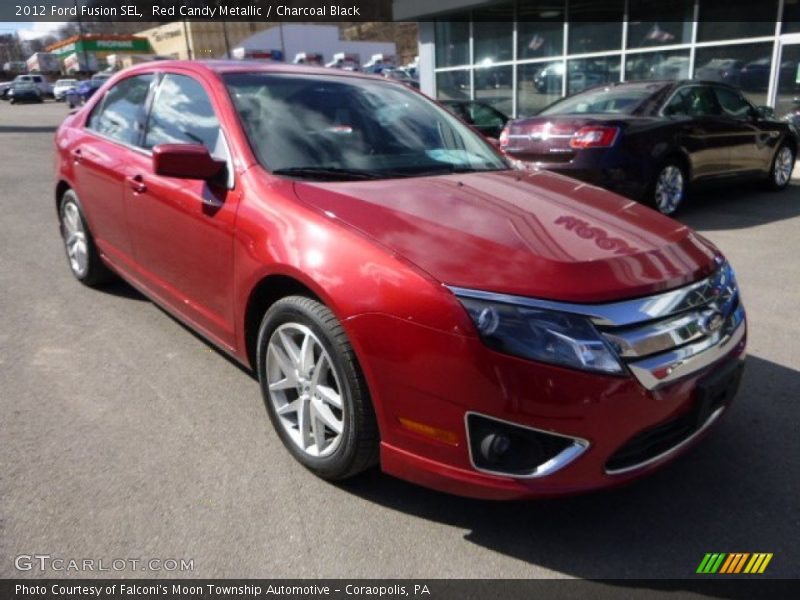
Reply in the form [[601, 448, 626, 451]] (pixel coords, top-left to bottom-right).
[[122, 71, 239, 348], [72, 73, 155, 268], [712, 85, 776, 173], [663, 84, 731, 180]]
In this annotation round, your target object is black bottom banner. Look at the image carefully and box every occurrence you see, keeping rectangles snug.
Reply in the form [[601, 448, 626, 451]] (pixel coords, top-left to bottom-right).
[[2, 579, 798, 600]]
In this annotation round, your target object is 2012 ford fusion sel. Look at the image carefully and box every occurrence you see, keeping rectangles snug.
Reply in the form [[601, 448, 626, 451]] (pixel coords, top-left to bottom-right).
[[54, 61, 746, 499]]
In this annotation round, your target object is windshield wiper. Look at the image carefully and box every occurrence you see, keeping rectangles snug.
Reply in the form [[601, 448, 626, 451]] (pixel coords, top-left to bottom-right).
[[271, 167, 382, 181]]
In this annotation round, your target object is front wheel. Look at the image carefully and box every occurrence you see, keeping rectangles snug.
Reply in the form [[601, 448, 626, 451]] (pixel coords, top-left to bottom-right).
[[256, 296, 379, 480], [767, 144, 794, 190], [59, 190, 114, 286], [650, 162, 687, 215]]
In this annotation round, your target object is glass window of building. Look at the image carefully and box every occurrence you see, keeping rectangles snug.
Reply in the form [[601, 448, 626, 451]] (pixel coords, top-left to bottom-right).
[[694, 43, 774, 106], [697, 0, 778, 41], [473, 3, 513, 65], [517, 2, 564, 59], [517, 62, 564, 116], [774, 45, 800, 119], [783, 0, 800, 33], [568, 0, 624, 54], [435, 20, 470, 68], [567, 56, 621, 94], [436, 70, 471, 101], [627, 0, 693, 48], [474, 65, 513, 116], [626, 50, 690, 82]]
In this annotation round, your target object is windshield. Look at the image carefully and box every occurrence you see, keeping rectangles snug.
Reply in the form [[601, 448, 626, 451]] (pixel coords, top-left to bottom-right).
[[540, 86, 651, 116], [224, 72, 508, 180]]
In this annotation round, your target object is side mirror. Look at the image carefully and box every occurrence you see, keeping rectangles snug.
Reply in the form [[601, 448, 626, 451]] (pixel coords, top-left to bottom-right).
[[756, 105, 775, 119], [152, 143, 226, 180]]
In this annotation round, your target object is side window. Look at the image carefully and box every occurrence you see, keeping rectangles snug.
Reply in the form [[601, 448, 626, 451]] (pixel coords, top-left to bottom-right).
[[468, 103, 505, 128], [664, 87, 721, 117], [144, 74, 225, 158], [87, 74, 153, 146], [714, 87, 753, 119]]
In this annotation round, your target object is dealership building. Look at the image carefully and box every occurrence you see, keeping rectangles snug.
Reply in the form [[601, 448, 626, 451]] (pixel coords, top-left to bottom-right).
[[396, 0, 800, 119]]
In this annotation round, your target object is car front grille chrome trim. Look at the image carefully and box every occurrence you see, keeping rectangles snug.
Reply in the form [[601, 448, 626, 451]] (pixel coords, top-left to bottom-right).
[[625, 314, 745, 389], [448, 259, 745, 390], [605, 406, 726, 476], [448, 258, 734, 328]]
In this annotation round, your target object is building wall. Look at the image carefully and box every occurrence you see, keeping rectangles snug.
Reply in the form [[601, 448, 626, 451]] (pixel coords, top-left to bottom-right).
[[411, 0, 800, 120], [139, 22, 272, 60]]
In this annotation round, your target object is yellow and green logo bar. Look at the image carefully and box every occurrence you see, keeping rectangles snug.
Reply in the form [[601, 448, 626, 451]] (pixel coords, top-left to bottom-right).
[[697, 553, 773, 574]]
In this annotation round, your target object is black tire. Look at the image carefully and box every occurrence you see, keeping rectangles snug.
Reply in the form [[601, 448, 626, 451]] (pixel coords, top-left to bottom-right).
[[766, 143, 795, 191], [58, 189, 114, 287], [256, 295, 379, 480], [648, 160, 687, 216]]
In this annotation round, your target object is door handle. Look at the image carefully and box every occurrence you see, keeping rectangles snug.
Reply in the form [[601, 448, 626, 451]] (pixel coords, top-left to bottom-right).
[[71, 148, 82, 164], [126, 174, 147, 194]]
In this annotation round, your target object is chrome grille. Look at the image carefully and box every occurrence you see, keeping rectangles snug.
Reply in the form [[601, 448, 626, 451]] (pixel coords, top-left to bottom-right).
[[594, 260, 745, 389]]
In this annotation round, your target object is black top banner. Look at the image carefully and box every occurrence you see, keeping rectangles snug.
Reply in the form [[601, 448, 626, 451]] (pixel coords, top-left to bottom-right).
[[3, 1, 390, 22], [2, 0, 791, 23]]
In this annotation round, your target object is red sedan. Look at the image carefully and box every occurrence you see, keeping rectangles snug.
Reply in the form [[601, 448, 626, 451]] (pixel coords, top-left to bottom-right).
[[54, 61, 746, 499]]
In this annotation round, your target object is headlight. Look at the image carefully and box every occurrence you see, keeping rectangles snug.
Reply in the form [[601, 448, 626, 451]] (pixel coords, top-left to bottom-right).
[[457, 296, 624, 374]]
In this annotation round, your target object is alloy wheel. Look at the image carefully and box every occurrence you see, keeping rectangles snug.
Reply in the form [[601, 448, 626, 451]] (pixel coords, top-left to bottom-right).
[[654, 165, 684, 215], [774, 146, 794, 187], [266, 323, 345, 458], [61, 200, 89, 277]]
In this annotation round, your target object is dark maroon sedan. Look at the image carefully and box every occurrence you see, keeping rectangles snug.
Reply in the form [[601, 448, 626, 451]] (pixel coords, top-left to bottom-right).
[[500, 80, 798, 215]]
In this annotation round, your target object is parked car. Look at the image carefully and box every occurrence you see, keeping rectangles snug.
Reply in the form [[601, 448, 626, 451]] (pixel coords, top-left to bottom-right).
[[381, 68, 420, 90], [533, 61, 611, 94], [75, 78, 106, 103], [53, 78, 79, 101], [8, 81, 43, 104], [500, 80, 798, 214], [55, 62, 746, 499], [441, 100, 509, 139], [693, 59, 744, 87], [0, 81, 12, 100], [13, 73, 52, 97]]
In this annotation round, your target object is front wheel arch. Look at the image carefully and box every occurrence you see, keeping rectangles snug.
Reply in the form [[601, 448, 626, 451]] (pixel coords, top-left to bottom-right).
[[55, 180, 71, 217]]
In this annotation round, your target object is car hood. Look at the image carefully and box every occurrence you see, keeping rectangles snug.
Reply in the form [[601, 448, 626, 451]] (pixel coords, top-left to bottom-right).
[[292, 169, 719, 303]]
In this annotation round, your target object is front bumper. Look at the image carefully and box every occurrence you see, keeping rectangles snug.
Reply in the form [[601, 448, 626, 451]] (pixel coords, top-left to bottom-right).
[[345, 311, 746, 500]]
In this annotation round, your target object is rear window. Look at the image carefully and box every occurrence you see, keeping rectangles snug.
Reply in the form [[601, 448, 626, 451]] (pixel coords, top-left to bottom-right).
[[540, 87, 652, 116]]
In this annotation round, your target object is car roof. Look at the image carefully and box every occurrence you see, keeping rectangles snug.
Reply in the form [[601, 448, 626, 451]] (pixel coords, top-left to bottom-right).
[[580, 79, 748, 94], [121, 59, 392, 83]]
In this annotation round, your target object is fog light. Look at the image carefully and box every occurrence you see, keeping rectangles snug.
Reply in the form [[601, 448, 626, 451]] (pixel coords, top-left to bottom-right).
[[467, 413, 587, 477], [480, 432, 511, 464]]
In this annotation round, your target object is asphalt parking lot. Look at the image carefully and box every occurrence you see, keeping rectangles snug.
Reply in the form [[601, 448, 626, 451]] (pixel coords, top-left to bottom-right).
[[1, 101, 798, 582]]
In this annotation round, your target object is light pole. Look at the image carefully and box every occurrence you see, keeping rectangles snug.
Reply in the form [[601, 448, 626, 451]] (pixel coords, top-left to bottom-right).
[[74, 0, 91, 72]]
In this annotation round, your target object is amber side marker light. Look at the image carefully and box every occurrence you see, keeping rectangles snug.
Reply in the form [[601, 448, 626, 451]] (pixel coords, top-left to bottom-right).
[[398, 418, 459, 446]]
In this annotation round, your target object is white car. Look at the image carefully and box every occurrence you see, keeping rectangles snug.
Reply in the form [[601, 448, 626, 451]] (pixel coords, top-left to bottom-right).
[[53, 78, 78, 101], [13, 74, 53, 97]]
